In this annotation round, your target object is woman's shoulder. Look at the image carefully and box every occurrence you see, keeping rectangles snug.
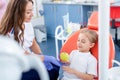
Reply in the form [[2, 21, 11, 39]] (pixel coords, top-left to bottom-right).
[[24, 22, 33, 31], [24, 22, 34, 37], [24, 22, 32, 27]]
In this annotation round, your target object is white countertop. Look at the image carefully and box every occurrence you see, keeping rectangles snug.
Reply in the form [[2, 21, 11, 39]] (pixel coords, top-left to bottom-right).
[[43, 1, 120, 6], [43, 1, 98, 6]]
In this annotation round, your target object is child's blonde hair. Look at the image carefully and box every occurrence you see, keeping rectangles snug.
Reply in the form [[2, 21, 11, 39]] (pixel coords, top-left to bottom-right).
[[79, 28, 98, 43]]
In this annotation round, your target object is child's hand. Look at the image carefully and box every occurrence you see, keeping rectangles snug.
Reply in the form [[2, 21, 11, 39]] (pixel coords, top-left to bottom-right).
[[61, 61, 70, 66], [60, 59, 69, 63], [60, 52, 69, 63], [62, 66, 74, 74]]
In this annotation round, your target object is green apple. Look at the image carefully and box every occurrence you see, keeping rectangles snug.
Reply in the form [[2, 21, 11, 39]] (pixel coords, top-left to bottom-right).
[[60, 52, 69, 62]]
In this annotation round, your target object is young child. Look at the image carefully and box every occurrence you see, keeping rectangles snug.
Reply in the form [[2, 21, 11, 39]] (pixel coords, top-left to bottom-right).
[[62, 28, 98, 80]]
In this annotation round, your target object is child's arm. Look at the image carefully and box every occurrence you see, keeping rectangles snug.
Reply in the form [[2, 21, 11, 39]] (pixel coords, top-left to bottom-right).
[[73, 69, 94, 80], [62, 66, 95, 80]]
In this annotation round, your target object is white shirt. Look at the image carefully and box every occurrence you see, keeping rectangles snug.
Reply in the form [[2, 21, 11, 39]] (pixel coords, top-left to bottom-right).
[[23, 22, 35, 53], [63, 50, 97, 80], [7, 22, 35, 53]]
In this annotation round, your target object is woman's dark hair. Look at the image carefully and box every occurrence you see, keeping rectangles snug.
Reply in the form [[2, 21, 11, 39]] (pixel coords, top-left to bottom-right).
[[0, 0, 33, 44]]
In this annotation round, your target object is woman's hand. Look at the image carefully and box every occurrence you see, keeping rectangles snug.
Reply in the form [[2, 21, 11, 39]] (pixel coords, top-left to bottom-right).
[[44, 55, 61, 67], [24, 50, 30, 55], [24, 50, 44, 61]]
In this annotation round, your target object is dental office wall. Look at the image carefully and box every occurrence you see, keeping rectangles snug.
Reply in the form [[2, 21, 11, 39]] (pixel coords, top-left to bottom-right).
[[31, 0, 45, 27]]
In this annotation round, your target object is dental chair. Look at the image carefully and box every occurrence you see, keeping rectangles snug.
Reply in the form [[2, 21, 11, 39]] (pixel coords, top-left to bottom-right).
[[0, 36, 49, 80], [59, 11, 115, 80]]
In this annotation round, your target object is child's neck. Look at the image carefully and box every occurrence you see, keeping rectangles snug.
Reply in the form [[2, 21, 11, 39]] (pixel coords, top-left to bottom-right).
[[79, 50, 90, 53]]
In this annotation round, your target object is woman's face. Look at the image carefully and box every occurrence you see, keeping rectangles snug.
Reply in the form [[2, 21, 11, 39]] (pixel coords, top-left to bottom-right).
[[24, 1, 33, 22], [77, 33, 94, 52]]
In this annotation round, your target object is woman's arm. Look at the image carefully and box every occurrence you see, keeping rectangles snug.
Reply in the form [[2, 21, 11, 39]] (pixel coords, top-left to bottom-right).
[[62, 66, 94, 80], [30, 38, 44, 61], [30, 38, 42, 54]]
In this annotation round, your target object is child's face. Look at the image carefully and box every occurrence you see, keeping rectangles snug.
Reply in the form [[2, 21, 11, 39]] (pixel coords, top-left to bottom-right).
[[77, 33, 94, 52]]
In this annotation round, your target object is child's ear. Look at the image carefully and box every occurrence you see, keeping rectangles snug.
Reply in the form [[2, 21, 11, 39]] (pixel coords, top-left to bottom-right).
[[90, 43, 95, 48]]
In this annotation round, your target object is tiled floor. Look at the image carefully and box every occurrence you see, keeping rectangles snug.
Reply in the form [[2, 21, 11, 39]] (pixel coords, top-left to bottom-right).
[[38, 36, 62, 57], [110, 27, 120, 66], [38, 37, 57, 57], [110, 27, 120, 40]]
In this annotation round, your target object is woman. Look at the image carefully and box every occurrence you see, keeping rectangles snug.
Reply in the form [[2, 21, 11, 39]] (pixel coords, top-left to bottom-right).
[[0, 0, 60, 80]]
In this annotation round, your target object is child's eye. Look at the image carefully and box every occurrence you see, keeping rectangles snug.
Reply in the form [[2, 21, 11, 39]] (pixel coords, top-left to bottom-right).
[[77, 39, 80, 41], [81, 39, 86, 43]]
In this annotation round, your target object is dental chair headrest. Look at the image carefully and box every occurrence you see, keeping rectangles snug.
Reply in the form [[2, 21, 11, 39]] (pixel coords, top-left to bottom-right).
[[87, 11, 98, 31]]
